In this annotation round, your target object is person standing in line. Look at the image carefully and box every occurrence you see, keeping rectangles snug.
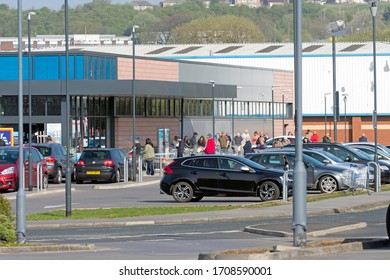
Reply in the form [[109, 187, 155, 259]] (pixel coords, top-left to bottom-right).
[[322, 133, 331, 143], [243, 135, 253, 156], [233, 132, 243, 154], [359, 133, 368, 142], [204, 133, 216, 154], [177, 137, 185, 158], [197, 135, 206, 153], [190, 132, 198, 152], [310, 131, 319, 142], [241, 129, 250, 144], [141, 138, 155, 176]]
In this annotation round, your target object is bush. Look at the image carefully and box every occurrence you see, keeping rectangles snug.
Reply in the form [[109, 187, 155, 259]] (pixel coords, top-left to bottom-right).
[[0, 194, 16, 244]]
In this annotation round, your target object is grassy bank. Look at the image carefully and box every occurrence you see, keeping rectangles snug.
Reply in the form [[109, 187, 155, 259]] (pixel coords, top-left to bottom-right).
[[26, 185, 390, 221]]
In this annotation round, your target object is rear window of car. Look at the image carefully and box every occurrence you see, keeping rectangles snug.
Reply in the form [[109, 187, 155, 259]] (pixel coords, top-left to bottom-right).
[[81, 151, 110, 160], [36, 147, 52, 157]]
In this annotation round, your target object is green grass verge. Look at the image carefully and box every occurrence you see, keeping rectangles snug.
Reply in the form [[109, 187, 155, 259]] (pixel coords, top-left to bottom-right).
[[26, 185, 390, 221]]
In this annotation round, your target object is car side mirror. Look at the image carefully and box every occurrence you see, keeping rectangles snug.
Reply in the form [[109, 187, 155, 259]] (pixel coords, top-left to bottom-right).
[[344, 156, 351, 162], [323, 159, 331, 164], [240, 166, 250, 172]]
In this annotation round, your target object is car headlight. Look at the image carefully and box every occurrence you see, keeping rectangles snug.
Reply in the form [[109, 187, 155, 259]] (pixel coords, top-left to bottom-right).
[[1, 166, 15, 175], [380, 165, 389, 171]]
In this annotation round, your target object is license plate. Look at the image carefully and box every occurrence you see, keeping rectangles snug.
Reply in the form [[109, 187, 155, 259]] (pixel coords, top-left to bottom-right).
[[86, 171, 100, 175]]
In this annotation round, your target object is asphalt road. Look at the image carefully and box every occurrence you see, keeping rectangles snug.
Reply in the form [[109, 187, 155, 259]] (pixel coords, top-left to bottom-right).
[[1, 208, 388, 260]]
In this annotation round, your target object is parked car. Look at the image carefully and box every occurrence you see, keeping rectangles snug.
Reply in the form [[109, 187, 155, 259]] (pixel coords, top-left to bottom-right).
[[263, 136, 310, 148], [346, 145, 390, 161], [75, 148, 131, 184], [160, 154, 291, 203], [246, 150, 353, 193], [344, 142, 390, 158], [32, 143, 75, 184], [0, 146, 48, 191], [303, 142, 390, 183]]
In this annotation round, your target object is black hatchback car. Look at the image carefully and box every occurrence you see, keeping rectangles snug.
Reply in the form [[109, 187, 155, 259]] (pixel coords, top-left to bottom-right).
[[160, 154, 291, 203], [75, 148, 131, 184], [32, 143, 75, 184]]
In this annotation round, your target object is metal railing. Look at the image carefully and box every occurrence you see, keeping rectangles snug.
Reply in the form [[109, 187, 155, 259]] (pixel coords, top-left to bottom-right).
[[283, 169, 293, 202]]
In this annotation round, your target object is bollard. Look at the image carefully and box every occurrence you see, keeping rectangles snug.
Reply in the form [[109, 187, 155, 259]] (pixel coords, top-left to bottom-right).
[[368, 161, 381, 192], [36, 163, 43, 191], [138, 155, 143, 182], [123, 157, 128, 182]]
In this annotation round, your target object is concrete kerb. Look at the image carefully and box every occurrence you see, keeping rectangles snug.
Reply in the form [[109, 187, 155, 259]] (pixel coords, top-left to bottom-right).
[[198, 239, 390, 260], [0, 243, 96, 254], [244, 222, 368, 238]]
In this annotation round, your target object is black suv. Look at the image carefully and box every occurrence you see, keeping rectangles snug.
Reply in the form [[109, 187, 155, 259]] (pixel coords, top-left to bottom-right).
[[75, 148, 131, 184], [160, 154, 291, 203], [32, 143, 75, 184]]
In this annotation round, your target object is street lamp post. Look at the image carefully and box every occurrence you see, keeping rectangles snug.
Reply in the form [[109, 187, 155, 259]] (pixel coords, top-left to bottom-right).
[[271, 85, 281, 139], [131, 25, 139, 182], [209, 80, 215, 138], [281, 89, 291, 135], [27, 11, 36, 192], [324, 93, 331, 135], [342, 93, 348, 142], [367, 0, 379, 164], [329, 20, 346, 142]]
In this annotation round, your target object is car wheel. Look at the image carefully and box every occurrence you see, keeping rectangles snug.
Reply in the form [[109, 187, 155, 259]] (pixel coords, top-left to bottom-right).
[[258, 181, 280, 201], [172, 181, 194, 203], [386, 203, 390, 239], [111, 169, 120, 183], [42, 174, 49, 189], [76, 177, 83, 184], [53, 167, 62, 184], [191, 195, 204, 202], [319, 175, 338, 193]]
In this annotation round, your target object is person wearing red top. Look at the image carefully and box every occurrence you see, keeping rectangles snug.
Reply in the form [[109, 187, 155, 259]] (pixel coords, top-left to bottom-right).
[[204, 133, 216, 154], [310, 131, 319, 142]]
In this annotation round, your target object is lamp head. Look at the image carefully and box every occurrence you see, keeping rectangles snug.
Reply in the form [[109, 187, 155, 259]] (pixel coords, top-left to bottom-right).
[[365, 0, 379, 17], [209, 80, 215, 86], [27, 11, 36, 20]]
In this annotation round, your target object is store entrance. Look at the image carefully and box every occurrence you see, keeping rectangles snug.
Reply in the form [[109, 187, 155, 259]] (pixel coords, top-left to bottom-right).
[[23, 123, 45, 144]]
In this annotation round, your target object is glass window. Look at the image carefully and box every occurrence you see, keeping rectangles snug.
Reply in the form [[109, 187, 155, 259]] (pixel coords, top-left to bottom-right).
[[47, 96, 61, 116]]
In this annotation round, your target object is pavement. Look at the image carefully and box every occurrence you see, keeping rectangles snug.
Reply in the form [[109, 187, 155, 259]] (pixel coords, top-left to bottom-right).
[[3, 175, 390, 259]]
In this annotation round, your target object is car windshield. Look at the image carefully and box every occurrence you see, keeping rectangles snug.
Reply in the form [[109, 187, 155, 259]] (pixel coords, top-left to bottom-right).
[[0, 149, 19, 164], [348, 147, 374, 160], [81, 150, 110, 160]]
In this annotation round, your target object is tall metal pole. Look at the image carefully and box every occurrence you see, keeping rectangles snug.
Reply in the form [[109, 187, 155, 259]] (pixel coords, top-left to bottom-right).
[[343, 94, 347, 142], [65, 0, 72, 217], [282, 94, 285, 135], [16, 0, 26, 244], [132, 25, 138, 182], [209, 80, 215, 138], [368, 0, 379, 165], [271, 86, 275, 139], [324, 94, 327, 135], [332, 35, 338, 142], [232, 97, 234, 138], [27, 11, 36, 192], [293, 0, 307, 248]]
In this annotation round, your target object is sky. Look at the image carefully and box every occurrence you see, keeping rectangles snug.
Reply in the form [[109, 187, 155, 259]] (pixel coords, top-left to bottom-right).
[[3, 0, 158, 11]]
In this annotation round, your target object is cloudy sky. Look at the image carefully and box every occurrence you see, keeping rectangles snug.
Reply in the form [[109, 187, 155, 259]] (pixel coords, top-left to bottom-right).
[[4, 1, 158, 10]]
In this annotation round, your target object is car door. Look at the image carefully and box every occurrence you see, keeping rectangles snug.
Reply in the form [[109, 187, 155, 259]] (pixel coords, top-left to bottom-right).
[[189, 157, 219, 192], [216, 157, 257, 194], [284, 154, 315, 189]]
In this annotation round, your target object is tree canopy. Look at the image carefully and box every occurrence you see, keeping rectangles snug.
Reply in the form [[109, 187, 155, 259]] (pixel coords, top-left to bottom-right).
[[1, 1, 390, 43]]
